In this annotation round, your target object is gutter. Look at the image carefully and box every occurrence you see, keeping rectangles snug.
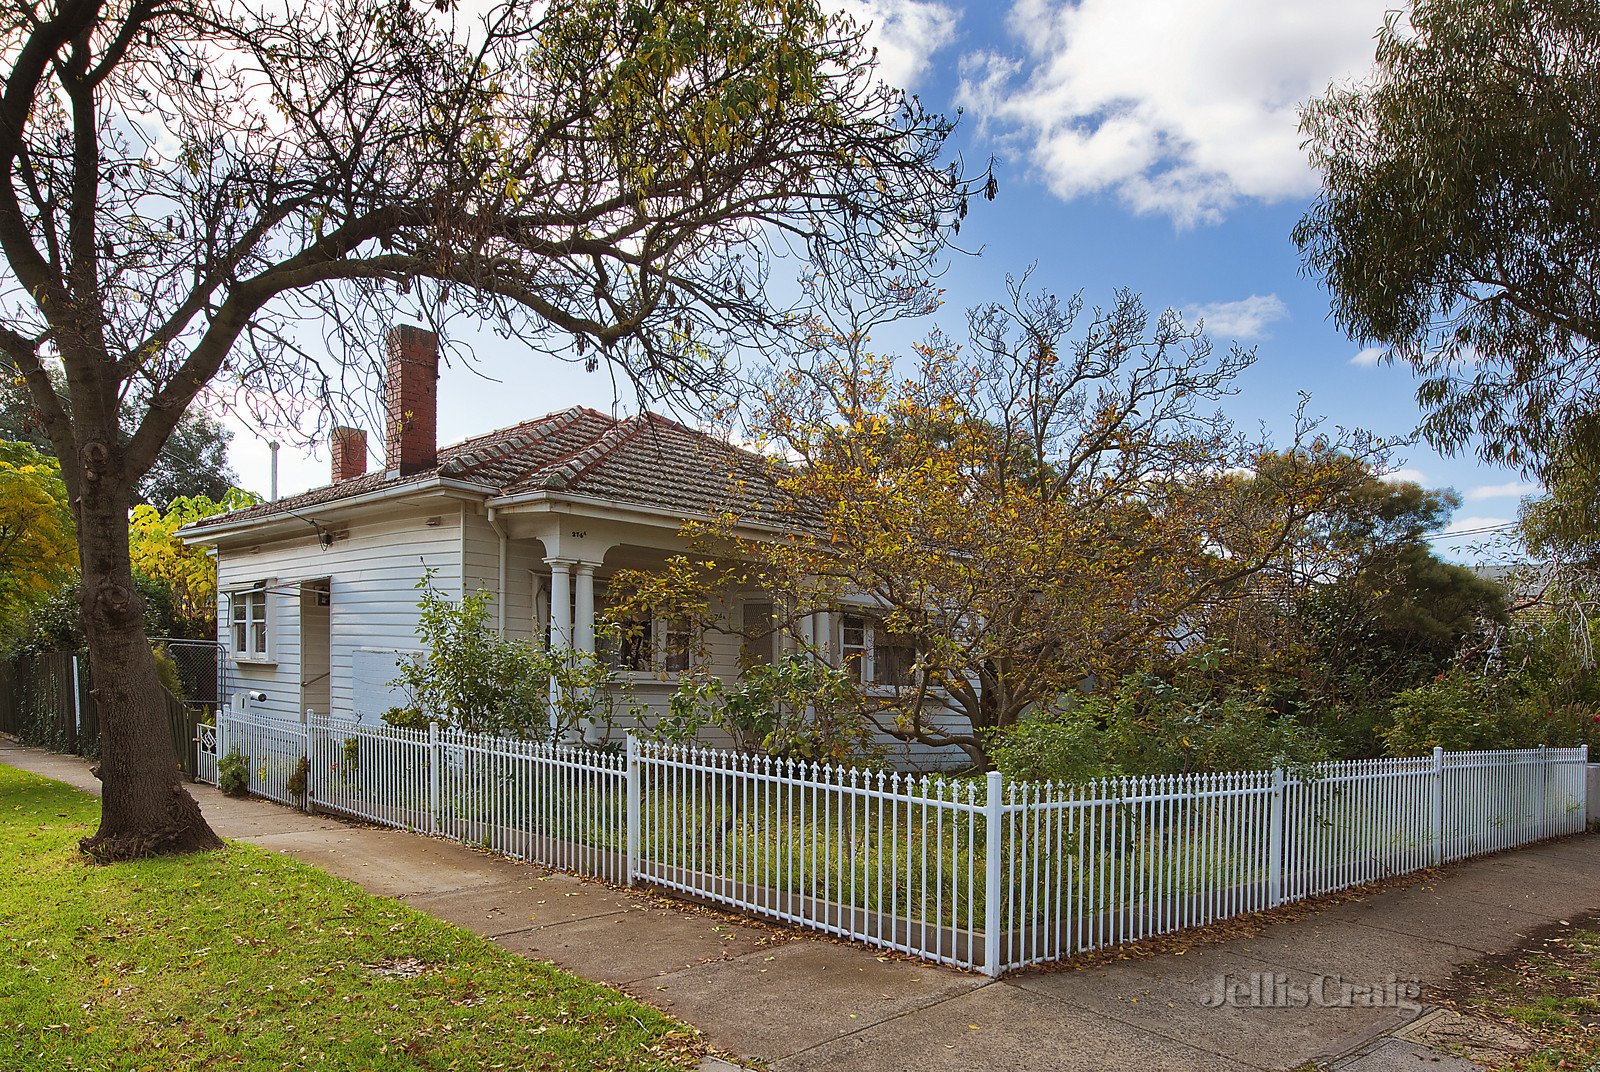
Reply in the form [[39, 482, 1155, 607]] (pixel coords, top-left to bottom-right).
[[179, 475, 497, 545], [485, 487, 795, 540]]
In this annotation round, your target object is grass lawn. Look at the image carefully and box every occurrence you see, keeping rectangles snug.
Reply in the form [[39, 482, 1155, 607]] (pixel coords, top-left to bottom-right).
[[0, 764, 704, 1072]]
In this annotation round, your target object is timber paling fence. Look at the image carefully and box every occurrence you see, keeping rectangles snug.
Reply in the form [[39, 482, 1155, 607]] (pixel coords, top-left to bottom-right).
[[201, 709, 1590, 977], [2, 652, 199, 775]]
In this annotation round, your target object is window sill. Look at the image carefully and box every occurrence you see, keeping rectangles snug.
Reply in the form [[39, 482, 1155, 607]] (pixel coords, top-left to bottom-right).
[[608, 670, 695, 686], [232, 655, 277, 668]]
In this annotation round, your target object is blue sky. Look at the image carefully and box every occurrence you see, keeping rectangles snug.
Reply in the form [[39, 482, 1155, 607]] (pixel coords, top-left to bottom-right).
[[229, 0, 1533, 561]]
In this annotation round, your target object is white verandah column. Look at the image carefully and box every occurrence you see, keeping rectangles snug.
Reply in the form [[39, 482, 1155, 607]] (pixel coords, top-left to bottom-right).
[[547, 559, 573, 734], [573, 563, 596, 654], [572, 563, 600, 744]]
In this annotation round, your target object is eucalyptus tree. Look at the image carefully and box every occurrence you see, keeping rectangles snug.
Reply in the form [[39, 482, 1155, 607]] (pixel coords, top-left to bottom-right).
[[0, 0, 980, 858], [1295, 0, 1600, 481]]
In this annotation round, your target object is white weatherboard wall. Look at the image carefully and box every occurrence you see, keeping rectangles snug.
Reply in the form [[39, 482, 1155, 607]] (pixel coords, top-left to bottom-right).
[[460, 506, 504, 603], [215, 507, 463, 722], [350, 648, 416, 724], [457, 508, 545, 643]]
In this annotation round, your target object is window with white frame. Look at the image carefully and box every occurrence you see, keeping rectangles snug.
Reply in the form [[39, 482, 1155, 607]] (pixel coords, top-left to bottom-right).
[[873, 623, 917, 687], [840, 611, 917, 687], [740, 598, 780, 669], [230, 585, 270, 660], [841, 612, 870, 683], [602, 607, 694, 673]]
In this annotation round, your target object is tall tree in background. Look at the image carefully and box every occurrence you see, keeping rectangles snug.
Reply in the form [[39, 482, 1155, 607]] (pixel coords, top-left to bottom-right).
[[128, 488, 260, 638], [130, 408, 234, 508], [2, 371, 238, 506], [1212, 467, 1507, 756], [0, 0, 978, 858], [1295, 0, 1600, 485]]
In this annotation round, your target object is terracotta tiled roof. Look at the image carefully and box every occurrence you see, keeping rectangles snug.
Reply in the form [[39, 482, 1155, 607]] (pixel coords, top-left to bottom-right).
[[186, 407, 788, 532]]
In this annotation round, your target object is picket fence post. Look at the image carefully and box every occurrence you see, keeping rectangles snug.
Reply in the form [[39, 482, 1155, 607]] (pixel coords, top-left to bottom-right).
[[1536, 744, 1547, 841], [983, 770, 1004, 977], [300, 717, 313, 814], [1582, 745, 1592, 833], [428, 721, 441, 835], [69, 654, 83, 743], [307, 717, 320, 813], [625, 734, 641, 886], [1431, 746, 1445, 866], [1267, 767, 1285, 907]]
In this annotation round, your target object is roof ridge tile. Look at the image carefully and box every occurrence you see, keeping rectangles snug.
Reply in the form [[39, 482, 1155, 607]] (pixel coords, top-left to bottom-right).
[[539, 415, 646, 490], [439, 407, 588, 478]]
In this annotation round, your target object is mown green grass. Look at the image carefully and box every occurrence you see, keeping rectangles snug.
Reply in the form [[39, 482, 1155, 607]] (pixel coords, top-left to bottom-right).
[[0, 765, 702, 1072]]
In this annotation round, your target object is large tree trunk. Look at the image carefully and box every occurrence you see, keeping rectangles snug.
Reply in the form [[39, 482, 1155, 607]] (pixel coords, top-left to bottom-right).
[[74, 442, 222, 861]]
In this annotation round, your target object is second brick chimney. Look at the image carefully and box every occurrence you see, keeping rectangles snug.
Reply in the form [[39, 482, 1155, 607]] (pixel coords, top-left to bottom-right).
[[331, 426, 367, 482], [384, 325, 439, 476]]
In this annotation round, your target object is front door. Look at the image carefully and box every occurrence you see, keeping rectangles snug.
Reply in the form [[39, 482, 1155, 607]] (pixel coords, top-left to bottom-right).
[[299, 580, 331, 718]]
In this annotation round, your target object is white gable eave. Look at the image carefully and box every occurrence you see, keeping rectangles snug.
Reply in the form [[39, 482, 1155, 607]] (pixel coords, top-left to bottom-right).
[[179, 476, 497, 547], [486, 487, 792, 541]]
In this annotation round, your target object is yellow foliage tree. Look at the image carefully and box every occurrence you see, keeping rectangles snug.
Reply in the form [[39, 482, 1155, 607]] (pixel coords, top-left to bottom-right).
[[0, 441, 75, 641], [671, 282, 1394, 766], [127, 489, 260, 638]]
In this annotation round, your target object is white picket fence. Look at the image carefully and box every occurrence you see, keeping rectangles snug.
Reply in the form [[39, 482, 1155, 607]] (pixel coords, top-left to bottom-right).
[[200, 710, 1589, 976]]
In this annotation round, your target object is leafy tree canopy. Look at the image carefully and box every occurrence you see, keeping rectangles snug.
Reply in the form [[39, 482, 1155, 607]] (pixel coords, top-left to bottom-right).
[[0, 440, 75, 643], [1, 370, 238, 508], [633, 280, 1390, 766], [1296, 0, 1600, 481], [0, 0, 978, 858], [128, 488, 260, 637]]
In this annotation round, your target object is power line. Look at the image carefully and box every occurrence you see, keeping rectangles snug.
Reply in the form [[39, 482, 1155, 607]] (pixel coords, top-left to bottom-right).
[[1423, 521, 1519, 542]]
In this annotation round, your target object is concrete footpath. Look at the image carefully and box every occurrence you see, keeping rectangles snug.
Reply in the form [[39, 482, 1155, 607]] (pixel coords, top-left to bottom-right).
[[4, 736, 1596, 1072]]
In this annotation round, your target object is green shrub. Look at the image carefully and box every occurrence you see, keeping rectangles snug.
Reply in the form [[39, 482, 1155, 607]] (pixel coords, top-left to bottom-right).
[[659, 655, 872, 761], [1383, 669, 1600, 755], [989, 655, 1328, 782], [392, 577, 549, 735], [285, 756, 309, 801], [380, 706, 429, 731], [340, 735, 361, 771], [986, 703, 1112, 783], [217, 748, 249, 797]]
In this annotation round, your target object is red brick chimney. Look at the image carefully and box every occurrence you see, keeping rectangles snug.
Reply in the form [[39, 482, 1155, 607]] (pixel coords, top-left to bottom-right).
[[384, 325, 439, 476], [331, 426, 367, 482]]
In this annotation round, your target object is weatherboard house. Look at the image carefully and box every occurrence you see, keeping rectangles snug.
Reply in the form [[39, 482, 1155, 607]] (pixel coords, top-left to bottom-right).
[[182, 327, 957, 765]]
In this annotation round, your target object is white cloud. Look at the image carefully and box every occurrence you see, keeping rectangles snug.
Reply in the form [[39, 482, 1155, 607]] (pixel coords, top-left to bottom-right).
[[958, 0, 1392, 225], [1183, 294, 1288, 341], [1465, 481, 1539, 502], [837, 0, 960, 89], [1382, 468, 1428, 486], [1350, 346, 1384, 367]]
